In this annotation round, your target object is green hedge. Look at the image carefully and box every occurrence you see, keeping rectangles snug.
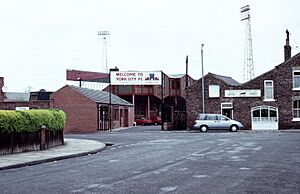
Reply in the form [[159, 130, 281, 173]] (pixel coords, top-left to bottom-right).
[[0, 109, 66, 134]]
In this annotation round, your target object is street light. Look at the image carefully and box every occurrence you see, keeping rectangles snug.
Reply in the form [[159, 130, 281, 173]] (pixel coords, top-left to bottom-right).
[[201, 44, 205, 114]]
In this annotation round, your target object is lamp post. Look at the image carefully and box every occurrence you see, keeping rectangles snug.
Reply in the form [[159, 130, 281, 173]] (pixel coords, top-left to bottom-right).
[[201, 44, 205, 114]]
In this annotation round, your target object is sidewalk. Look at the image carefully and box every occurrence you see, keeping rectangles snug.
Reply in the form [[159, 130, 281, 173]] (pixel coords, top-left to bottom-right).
[[0, 138, 106, 171]]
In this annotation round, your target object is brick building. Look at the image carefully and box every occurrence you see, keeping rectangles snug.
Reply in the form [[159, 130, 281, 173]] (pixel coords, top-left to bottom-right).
[[51, 85, 134, 133], [0, 77, 51, 110], [108, 72, 195, 129], [186, 30, 300, 130], [66, 60, 196, 130]]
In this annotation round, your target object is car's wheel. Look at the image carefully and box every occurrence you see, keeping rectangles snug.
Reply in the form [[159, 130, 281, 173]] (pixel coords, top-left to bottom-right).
[[230, 125, 239, 132], [200, 125, 208, 132]]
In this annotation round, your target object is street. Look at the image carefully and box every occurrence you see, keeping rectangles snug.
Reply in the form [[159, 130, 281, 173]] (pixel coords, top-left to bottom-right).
[[1, 126, 300, 194]]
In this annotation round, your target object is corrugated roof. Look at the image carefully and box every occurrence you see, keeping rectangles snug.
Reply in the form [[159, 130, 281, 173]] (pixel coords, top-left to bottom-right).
[[69, 85, 132, 106], [210, 73, 241, 86], [4, 92, 30, 101]]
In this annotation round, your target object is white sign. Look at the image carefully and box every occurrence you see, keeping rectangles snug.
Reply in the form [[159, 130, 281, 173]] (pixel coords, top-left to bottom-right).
[[225, 89, 261, 97], [16, 107, 30, 110], [110, 71, 162, 85]]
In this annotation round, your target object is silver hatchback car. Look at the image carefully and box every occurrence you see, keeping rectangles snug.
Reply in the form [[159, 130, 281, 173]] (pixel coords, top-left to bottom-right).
[[193, 114, 244, 132]]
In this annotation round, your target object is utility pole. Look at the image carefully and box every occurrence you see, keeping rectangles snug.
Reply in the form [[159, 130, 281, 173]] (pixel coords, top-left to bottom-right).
[[201, 44, 205, 114], [108, 67, 119, 132]]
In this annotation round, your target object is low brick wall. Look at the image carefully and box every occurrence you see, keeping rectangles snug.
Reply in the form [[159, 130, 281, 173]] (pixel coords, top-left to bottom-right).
[[0, 101, 51, 110], [0, 130, 64, 155]]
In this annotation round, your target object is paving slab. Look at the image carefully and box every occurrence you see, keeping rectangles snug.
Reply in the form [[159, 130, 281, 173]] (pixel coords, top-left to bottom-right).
[[0, 138, 106, 171]]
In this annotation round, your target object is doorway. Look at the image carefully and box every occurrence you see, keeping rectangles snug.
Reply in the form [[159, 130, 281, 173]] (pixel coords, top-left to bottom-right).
[[221, 102, 233, 119], [251, 106, 278, 130]]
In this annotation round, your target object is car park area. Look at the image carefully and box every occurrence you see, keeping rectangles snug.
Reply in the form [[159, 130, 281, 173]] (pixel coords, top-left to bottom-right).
[[1, 126, 300, 194]]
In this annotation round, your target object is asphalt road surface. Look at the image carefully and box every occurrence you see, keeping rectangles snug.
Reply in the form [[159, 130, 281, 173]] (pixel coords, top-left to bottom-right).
[[1, 126, 300, 194]]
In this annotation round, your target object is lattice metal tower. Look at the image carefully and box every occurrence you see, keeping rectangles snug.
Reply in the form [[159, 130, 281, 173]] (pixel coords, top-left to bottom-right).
[[241, 5, 254, 81], [98, 31, 110, 73]]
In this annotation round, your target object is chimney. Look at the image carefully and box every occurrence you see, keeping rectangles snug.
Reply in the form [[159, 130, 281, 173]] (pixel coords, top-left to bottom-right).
[[284, 29, 291, 61], [185, 55, 189, 88]]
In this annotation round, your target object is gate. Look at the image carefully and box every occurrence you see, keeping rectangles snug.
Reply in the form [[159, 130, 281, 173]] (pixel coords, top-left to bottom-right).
[[98, 106, 109, 130], [251, 106, 278, 130]]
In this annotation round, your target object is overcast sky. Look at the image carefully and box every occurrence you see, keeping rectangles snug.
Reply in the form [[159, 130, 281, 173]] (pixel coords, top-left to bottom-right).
[[1, 0, 299, 92]]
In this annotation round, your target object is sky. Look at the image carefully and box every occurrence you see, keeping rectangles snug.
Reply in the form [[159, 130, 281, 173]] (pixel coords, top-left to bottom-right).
[[0, 0, 299, 92]]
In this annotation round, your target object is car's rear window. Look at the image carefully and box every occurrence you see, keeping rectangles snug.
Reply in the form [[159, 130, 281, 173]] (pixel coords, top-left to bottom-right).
[[198, 114, 207, 120]]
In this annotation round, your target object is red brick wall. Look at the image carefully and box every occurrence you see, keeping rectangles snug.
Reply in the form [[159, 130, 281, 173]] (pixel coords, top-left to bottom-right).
[[186, 53, 300, 130], [0, 101, 51, 110], [111, 106, 134, 128], [51, 86, 98, 133], [186, 74, 235, 129]]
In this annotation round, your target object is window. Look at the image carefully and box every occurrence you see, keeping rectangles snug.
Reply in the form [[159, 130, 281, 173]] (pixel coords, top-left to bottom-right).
[[172, 80, 180, 90], [207, 115, 217, 120], [209, 85, 220, 98], [264, 80, 274, 100], [221, 102, 233, 109], [113, 109, 119, 121], [197, 114, 207, 120], [293, 100, 300, 121], [120, 109, 123, 117], [293, 70, 300, 89]]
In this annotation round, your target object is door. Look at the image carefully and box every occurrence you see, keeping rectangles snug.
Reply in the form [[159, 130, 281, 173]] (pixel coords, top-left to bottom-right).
[[217, 114, 231, 129], [99, 106, 109, 130], [251, 106, 278, 130], [207, 114, 219, 129], [124, 109, 129, 127], [221, 102, 233, 119]]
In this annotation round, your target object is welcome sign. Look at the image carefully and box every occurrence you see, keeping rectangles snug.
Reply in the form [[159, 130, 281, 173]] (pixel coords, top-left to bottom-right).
[[110, 71, 162, 85]]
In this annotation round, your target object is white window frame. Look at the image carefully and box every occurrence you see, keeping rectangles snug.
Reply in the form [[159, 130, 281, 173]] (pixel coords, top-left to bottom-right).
[[264, 80, 274, 101], [293, 100, 300, 121], [293, 70, 300, 90], [209, 85, 220, 98]]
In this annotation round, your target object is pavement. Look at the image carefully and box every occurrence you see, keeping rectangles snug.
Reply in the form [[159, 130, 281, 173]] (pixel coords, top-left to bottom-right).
[[0, 138, 106, 171], [1, 128, 298, 171]]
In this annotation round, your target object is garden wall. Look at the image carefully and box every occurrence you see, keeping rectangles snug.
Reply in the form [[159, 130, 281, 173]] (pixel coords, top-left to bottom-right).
[[0, 129, 64, 155]]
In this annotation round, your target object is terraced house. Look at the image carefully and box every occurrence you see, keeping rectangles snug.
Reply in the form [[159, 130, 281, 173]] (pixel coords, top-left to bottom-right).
[[186, 31, 300, 130]]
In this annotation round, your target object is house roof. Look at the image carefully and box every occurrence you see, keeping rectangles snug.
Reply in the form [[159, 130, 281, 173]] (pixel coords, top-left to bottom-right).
[[210, 73, 241, 86], [167, 74, 185, 79], [4, 92, 30, 101], [69, 85, 133, 106]]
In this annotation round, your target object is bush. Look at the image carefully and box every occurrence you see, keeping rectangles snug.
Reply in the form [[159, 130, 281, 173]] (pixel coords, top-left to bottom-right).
[[0, 109, 66, 134]]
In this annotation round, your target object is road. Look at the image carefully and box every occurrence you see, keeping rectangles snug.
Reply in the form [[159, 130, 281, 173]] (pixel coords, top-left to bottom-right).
[[1, 126, 300, 194]]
